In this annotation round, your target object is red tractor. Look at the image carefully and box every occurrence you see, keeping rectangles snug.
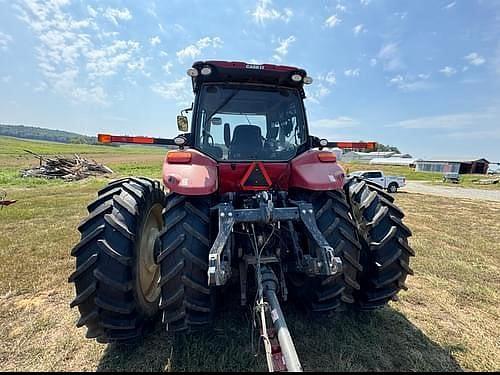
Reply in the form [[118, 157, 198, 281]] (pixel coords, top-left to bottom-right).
[[70, 61, 414, 371]]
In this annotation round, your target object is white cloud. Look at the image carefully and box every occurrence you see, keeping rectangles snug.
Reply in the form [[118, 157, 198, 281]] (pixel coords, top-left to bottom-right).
[[360, 0, 371, 5], [306, 83, 330, 104], [389, 75, 404, 85], [389, 74, 433, 92], [370, 58, 377, 67], [377, 43, 404, 71], [344, 68, 360, 77], [150, 36, 161, 46], [310, 117, 359, 129], [464, 52, 485, 66], [439, 66, 457, 77], [87, 5, 97, 18], [86, 40, 141, 79], [104, 7, 132, 26], [386, 112, 496, 130], [72, 86, 108, 106], [316, 71, 337, 85], [251, 0, 293, 25], [147, 3, 158, 18], [336, 4, 347, 12], [15, 0, 146, 105], [1, 75, 12, 83], [444, 2, 456, 9], [353, 24, 365, 35], [0, 31, 13, 51], [324, 71, 336, 85], [151, 76, 192, 104], [162, 62, 173, 74], [176, 36, 223, 63], [273, 35, 296, 61], [34, 81, 48, 92], [325, 14, 341, 28]]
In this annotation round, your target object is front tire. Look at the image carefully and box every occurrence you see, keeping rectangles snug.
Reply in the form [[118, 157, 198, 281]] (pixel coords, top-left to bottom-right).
[[70, 178, 166, 342]]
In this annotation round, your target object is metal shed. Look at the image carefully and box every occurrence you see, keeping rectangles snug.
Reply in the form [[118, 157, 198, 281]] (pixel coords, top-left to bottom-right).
[[415, 158, 490, 174], [369, 157, 420, 167]]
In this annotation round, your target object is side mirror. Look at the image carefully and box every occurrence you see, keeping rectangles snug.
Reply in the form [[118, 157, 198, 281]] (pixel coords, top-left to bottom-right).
[[177, 115, 189, 132]]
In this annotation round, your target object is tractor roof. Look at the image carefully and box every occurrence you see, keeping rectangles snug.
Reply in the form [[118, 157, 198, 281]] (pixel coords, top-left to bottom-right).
[[189, 60, 310, 96]]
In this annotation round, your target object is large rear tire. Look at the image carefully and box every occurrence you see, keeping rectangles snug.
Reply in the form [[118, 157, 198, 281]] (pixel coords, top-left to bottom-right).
[[157, 194, 215, 332], [288, 190, 362, 312], [345, 177, 415, 310], [69, 177, 165, 342]]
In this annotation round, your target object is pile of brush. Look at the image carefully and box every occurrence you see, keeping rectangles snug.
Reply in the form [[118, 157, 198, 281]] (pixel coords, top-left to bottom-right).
[[21, 150, 113, 181]]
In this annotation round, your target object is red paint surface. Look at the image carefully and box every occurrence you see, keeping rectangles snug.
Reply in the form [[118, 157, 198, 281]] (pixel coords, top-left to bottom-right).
[[218, 163, 290, 193], [206, 60, 299, 72], [163, 149, 346, 195], [163, 149, 218, 195], [289, 149, 345, 191]]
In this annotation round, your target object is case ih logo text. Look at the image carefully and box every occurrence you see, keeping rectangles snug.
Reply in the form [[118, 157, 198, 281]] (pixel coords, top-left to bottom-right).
[[246, 64, 265, 70]]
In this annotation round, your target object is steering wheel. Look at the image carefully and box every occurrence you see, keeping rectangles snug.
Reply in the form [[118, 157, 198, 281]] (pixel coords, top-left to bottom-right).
[[202, 130, 215, 147]]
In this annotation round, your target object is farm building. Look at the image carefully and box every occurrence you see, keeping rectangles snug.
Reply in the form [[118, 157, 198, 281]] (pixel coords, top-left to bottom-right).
[[415, 158, 490, 174], [341, 151, 396, 162], [369, 157, 420, 167]]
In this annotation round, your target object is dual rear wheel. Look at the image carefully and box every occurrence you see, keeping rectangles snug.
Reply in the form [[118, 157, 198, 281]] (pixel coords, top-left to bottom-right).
[[70, 177, 414, 341]]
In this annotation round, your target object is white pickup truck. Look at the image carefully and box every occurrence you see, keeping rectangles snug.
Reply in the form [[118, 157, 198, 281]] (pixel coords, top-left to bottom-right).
[[350, 170, 406, 193]]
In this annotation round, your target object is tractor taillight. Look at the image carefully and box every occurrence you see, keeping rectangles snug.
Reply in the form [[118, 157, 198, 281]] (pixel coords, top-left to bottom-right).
[[167, 151, 192, 164], [318, 152, 337, 163]]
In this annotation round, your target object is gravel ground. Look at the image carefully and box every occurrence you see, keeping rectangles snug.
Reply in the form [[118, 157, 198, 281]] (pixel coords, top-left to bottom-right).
[[401, 181, 500, 202]]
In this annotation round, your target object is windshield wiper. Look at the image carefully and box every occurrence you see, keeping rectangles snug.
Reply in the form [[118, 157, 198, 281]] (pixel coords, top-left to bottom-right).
[[205, 88, 241, 128]]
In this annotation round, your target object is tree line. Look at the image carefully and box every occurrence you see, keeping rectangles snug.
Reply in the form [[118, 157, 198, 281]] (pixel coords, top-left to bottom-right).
[[0, 124, 97, 144]]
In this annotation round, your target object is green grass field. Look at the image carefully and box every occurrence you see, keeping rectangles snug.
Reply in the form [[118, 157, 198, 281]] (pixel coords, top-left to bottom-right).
[[1, 136, 499, 371]]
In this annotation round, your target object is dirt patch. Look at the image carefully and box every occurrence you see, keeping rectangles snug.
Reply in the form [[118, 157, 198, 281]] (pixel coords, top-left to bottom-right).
[[403, 181, 500, 201]]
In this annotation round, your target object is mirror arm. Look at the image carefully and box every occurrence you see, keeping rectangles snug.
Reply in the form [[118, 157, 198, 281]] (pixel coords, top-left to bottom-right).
[[181, 103, 194, 116]]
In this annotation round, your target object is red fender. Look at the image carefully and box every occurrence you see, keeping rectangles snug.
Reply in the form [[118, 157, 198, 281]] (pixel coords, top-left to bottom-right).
[[289, 149, 345, 191], [163, 149, 218, 195]]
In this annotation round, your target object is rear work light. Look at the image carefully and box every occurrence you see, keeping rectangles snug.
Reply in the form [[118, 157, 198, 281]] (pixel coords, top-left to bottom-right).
[[318, 152, 337, 163], [167, 151, 192, 164], [291, 74, 303, 82], [201, 66, 212, 75], [303, 76, 313, 84], [187, 68, 199, 77]]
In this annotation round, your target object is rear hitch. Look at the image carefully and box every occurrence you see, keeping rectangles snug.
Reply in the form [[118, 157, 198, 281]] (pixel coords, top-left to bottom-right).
[[207, 200, 342, 286]]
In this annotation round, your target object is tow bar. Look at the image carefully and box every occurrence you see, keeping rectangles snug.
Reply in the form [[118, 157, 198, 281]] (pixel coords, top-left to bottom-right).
[[255, 265, 303, 372]]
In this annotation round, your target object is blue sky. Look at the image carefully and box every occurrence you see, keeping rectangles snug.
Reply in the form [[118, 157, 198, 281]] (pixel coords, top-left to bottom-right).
[[1, 0, 499, 161]]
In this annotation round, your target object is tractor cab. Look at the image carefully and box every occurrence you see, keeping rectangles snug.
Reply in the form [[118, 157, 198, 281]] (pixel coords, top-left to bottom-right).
[[181, 61, 313, 162]]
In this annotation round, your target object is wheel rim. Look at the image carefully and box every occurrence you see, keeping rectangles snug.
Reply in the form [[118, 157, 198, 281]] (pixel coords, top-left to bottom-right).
[[138, 203, 163, 303]]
